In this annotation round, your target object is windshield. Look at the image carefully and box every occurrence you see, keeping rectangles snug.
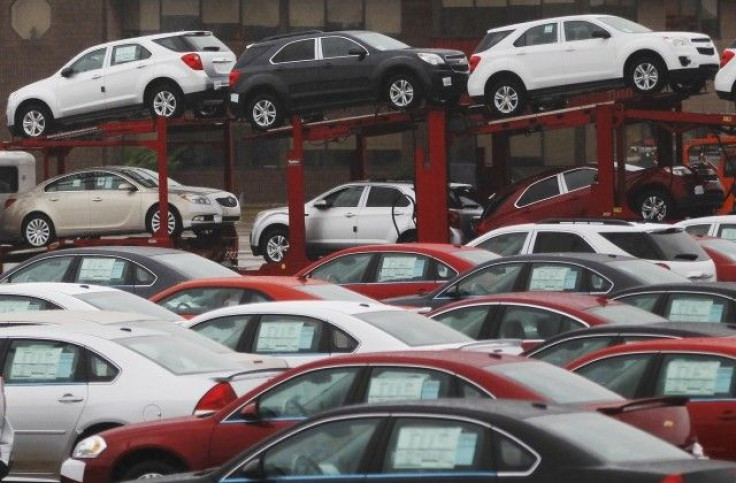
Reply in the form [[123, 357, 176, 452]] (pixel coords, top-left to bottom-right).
[[609, 260, 691, 284], [649, 229, 709, 261], [585, 304, 668, 325], [530, 412, 689, 463], [597, 16, 651, 33], [454, 249, 499, 265], [297, 284, 376, 303], [119, 168, 182, 189], [355, 310, 472, 346], [116, 334, 242, 375], [486, 361, 624, 404], [351, 32, 409, 51], [153, 253, 240, 279], [449, 186, 483, 210], [75, 291, 182, 322]]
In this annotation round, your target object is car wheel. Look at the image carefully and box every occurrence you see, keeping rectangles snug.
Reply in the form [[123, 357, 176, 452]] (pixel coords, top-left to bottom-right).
[[487, 78, 526, 117], [628, 55, 667, 94], [147, 83, 184, 118], [22, 214, 55, 247], [246, 92, 284, 130], [637, 190, 673, 222], [17, 103, 54, 138], [385, 72, 423, 110], [146, 207, 182, 237], [260, 226, 289, 263], [118, 460, 182, 481]]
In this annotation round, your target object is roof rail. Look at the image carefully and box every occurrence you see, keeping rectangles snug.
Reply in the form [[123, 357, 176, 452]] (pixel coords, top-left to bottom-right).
[[537, 218, 635, 226], [261, 30, 324, 41]]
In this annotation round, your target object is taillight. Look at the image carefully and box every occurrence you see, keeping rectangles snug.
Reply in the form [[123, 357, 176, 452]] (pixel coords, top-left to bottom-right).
[[4, 198, 16, 209], [181, 53, 203, 71], [661, 475, 684, 483], [194, 382, 236, 416], [721, 50, 735, 68], [229, 70, 241, 88], [469, 55, 481, 74]]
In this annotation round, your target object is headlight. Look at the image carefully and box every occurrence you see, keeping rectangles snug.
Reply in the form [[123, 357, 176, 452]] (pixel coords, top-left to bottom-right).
[[663, 36, 691, 47], [417, 53, 445, 65], [667, 166, 693, 176], [72, 435, 107, 459], [179, 194, 211, 205]]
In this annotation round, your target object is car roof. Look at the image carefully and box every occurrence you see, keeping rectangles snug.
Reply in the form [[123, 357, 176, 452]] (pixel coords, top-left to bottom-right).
[[490, 221, 684, 234], [677, 215, 736, 224], [486, 14, 618, 33], [611, 282, 736, 298], [21, 246, 183, 257]]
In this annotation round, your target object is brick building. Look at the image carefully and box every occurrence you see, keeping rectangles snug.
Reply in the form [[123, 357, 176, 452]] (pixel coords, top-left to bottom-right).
[[1, 0, 735, 203]]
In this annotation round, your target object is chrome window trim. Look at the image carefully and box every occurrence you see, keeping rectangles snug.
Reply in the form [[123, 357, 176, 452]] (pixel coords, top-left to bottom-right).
[[430, 301, 589, 330], [514, 173, 564, 209], [76, 254, 158, 288]]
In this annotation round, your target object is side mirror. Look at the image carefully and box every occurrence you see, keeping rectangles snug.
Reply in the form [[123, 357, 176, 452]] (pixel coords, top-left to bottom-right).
[[348, 48, 367, 60], [313, 199, 330, 210], [240, 401, 260, 421], [118, 182, 136, 192], [238, 456, 263, 479], [591, 30, 611, 39], [60, 67, 75, 78]]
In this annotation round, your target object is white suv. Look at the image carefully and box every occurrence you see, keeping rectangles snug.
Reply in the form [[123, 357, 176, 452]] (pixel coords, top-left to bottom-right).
[[468, 15, 718, 116], [467, 220, 716, 281], [715, 42, 736, 102], [7, 31, 235, 138]]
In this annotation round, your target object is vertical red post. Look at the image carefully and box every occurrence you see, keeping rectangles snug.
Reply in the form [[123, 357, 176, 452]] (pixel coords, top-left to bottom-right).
[[415, 108, 449, 243], [595, 104, 615, 217], [155, 116, 169, 242], [351, 134, 366, 181], [285, 115, 307, 271]]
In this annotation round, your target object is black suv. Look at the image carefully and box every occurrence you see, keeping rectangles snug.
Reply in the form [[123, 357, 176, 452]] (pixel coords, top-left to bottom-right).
[[228, 30, 469, 129]]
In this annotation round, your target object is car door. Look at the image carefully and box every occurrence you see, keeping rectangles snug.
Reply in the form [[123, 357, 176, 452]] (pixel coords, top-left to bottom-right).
[[87, 172, 142, 231], [56, 47, 108, 118], [561, 20, 617, 84], [306, 185, 366, 252], [318, 36, 373, 101], [370, 252, 456, 300], [43, 173, 92, 233], [104, 44, 153, 109], [512, 21, 565, 90], [269, 38, 322, 109], [355, 186, 414, 244], [207, 366, 364, 467], [2, 339, 88, 478]]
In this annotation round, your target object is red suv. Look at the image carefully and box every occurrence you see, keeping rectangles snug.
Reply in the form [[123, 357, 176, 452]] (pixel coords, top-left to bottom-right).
[[476, 164, 723, 234]]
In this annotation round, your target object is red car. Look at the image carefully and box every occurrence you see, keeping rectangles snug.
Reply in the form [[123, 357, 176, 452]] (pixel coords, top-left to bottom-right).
[[476, 165, 723, 233], [696, 236, 736, 281], [427, 292, 668, 351], [150, 276, 375, 318], [567, 337, 736, 461], [60, 351, 692, 483], [293, 243, 497, 300]]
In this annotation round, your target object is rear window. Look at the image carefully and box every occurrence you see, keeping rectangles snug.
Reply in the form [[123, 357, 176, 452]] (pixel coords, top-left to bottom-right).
[[154, 32, 229, 53], [474, 30, 513, 53], [0, 167, 19, 194], [75, 291, 181, 322], [153, 253, 240, 279], [602, 229, 708, 261], [355, 310, 472, 346], [235, 44, 272, 68], [608, 259, 691, 284], [585, 304, 668, 325], [296, 284, 376, 303]]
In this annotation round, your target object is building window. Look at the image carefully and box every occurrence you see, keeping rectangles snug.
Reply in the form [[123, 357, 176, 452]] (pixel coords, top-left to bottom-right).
[[162, 0, 198, 15], [665, 0, 718, 39], [290, 0, 401, 34], [327, 0, 363, 30], [11, 0, 51, 40], [366, 0, 401, 33]]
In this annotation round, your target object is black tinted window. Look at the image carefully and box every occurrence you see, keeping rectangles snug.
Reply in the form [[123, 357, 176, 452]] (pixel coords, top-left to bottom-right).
[[601, 232, 660, 259], [474, 30, 513, 53], [70, 48, 106, 72], [563, 168, 597, 191], [533, 232, 595, 253], [154, 33, 228, 53], [366, 187, 409, 208], [683, 224, 710, 237], [517, 177, 560, 207], [322, 37, 365, 58], [648, 229, 709, 261], [323, 186, 364, 208], [0, 167, 18, 194], [273, 39, 316, 63], [564, 21, 604, 41], [514, 23, 558, 47]]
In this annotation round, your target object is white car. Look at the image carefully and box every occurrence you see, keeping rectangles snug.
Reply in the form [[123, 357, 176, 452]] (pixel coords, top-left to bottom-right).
[[185, 301, 474, 366], [6, 31, 235, 138], [0, 319, 282, 482], [715, 44, 736, 102], [675, 215, 736, 242], [467, 220, 716, 281], [468, 14, 718, 116]]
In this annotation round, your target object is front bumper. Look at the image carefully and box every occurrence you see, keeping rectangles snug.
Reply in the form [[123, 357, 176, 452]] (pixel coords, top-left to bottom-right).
[[426, 69, 468, 103], [60, 458, 86, 483]]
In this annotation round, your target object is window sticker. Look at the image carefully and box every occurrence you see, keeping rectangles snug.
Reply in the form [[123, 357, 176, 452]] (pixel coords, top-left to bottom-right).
[[544, 24, 554, 34], [114, 46, 137, 63], [379, 257, 422, 281], [367, 374, 437, 402], [255, 321, 305, 352], [529, 266, 577, 291], [664, 359, 721, 396], [78, 258, 125, 281], [720, 227, 736, 241], [298, 325, 315, 350], [0, 300, 32, 313], [10, 346, 64, 380], [715, 367, 734, 394], [668, 298, 719, 322], [454, 433, 478, 466], [394, 426, 462, 469]]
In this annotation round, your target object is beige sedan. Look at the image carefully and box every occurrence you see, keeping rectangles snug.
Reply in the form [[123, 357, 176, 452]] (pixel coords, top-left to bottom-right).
[[0, 166, 240, 247]]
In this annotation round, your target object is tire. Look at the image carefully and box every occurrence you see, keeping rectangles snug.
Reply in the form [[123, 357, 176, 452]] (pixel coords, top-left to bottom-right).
[[146, 82, 185, 118], [118, 460, 181, 481], [627, 55, 667, 94], [260, 226, 289, 263], [22, 213, 55, 247], [487, 78, 526, 117], [146, 206, 182, 237], [636, 190, 673, 222], [16, 103, 54, 138], [385, 72, 423, 110], [246, 92, 284, 130]]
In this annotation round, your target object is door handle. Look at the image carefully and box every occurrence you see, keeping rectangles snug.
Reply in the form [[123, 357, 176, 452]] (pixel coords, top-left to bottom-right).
[[136, 64, 149, 69], [49, 197, 59, 202], [58, 394, 84, 403], [92, 197, 103, 202], [344, 213, 356, 218], [91, 74, 102, 79]]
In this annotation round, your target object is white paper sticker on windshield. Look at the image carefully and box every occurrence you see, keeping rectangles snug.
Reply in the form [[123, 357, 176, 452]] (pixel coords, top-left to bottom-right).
[[79, 258, 125, 281], [298, 325, 315, 350], [668, 298, 716, 322], [379, 257, 422, 281], [367, 374, 428, 403], [544, 25, 554, 34], [10, 346, 64, 380], [454, 433, 478, 466], [0, 300, 33, 313], [664, 359, 721, 396], [529, 266, 577, 291], [255, 321, 304, 352], [394, 427, 462, 469]]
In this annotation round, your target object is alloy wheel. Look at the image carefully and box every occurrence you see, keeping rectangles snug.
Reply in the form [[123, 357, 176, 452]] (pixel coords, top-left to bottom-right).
[[266, 234, 289, 262], [153, 91, 177, 117], [150, 210, 176, 235], [633, 63, 659, 91], [22, 110, 46, 137], [641, 195, 667, 221], [389, 79, 415, 108], [253, 99, 277, 128], [494, 86, 519, 114], [25, 218, 51, 246]]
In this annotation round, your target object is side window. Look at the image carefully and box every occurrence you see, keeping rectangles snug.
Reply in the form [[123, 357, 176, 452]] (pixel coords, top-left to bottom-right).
[[190, 315, 254, 350], [600, 232, 661, 259], [75, 257, 130, 286], [516, 177, 560, 207], [383, 418, 489, 473], [272, 39, 316, 63], [365, 187, 409, 208], [69, 48, 106, 73], [322, 186, 364, 208], [527, 263, 583, 292], [45, 173, 90, 192], [564, 21, 604, 41], [590, 272, 613, 293], [615, 293, 660, 312], [331, 327, 358, 353], [717, 224, 736, 241], [664, 294, 730, 323], [8, 257, 75, 283], [133, 265, 155, 285], [90, 173, 129, 191], [261, 418, 380, 477], [563, 168, 597, 191], [242, 290, 272, 304], [3, 340, 83, 384], [0, 295, 61, 312], [253, 315, 324, 354], [366, 367, 453, 403], [432, 306, 490, 339], [435, 262, 456, 280], [532, 232, 595, 253], [497, 306, 583, 340], [655, 354, 736, 398], [111, 44, 151, 66], [321, 36, 366, 58], [574, 354, 656, 399], [514, 23, 558, 47], [477, 232, 527, 256], [452, 263, 524, 297], [309, 254, 373, 284], [683, 224, 711, 237], [158, 288, 249, 315], [376, 254, 430, 282], [494, 431, 537, 473], [87, 351, 119, 382], [530, 336, 618, 367], [257, 367, 360, 419]]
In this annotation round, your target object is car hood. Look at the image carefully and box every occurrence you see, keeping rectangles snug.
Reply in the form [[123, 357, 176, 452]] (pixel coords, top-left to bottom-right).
[[167, 186, 229, 196], [9, 76, 57, 102], [257, 206, 288, 217]]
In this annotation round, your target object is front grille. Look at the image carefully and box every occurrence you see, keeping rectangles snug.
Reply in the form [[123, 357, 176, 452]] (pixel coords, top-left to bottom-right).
[[216, 196, 238, 207], [697, 47, 715, 56], [445, 54, 469, 73]]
